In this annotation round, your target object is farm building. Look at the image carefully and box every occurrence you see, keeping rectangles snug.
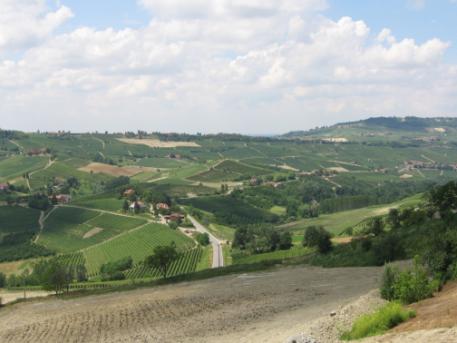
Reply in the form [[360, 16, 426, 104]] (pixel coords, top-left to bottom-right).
[[0, 183, 9, 191], [129, 201, 146, 212], [123, 188, 135, 197], [156, 202, 170, 210], [50, 194, 72, 204], [164, 213, 185, 222]]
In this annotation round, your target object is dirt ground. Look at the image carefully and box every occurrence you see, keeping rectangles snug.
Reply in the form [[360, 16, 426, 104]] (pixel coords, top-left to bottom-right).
[[78, 163, 154, 177], [117, 138, 200, 148], [0, 290, 52, 305], [0, 265, 383, 343]]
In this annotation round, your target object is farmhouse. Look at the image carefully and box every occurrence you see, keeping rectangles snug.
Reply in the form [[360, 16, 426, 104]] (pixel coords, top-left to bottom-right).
[[0, 183, 9, 192], [156, 202, 170, 210], [164, 213, 185, 222], [129, 201, 146, 212], [50, 194, 72, 204], [27, 148, 49, 156], [123, 188, 135, 197]]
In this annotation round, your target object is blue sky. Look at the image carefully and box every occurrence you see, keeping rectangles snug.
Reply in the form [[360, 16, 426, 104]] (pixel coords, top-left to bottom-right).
[[327, 0, 457, 61], [1, 0, 456, 133]]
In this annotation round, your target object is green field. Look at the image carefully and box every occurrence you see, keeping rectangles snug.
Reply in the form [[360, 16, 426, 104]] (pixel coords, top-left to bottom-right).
[[0, 156, 48, 181], [125, 248, 203, 279], [233, 246, 311, 265], [0, 206, 41, 236], [188, 160, 272, 182], [208, 223, 235, 241], [281, 194, 424, 235], [72, 195, 125, 212], [38, 207, 146, 253], [83, 223, 194, 276]]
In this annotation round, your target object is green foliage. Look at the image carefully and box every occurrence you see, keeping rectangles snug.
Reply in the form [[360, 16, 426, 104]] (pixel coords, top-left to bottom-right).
[[233, 226, 291, 254], [303, 226, 332, 254], [341, 302, 416, 340], [0, 272, 5, 288], [196, 232, 210, 246], [100, 257, 132, 280], [27, 193, 50, 210], [145, 244, 179, 278], [380, 259, 438, 304]]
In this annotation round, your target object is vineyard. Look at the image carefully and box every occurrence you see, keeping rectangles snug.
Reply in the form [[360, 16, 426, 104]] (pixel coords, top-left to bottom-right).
[[54, 252, 86, 270], [83, 223, 195, 276], [38, 207, 147, 253], [125, 248, 203, 279]]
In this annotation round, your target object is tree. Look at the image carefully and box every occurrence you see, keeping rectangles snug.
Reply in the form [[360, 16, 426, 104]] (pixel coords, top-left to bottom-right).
[[196, 232, 210, 246], [145, 244, 179, 279], [76, 264, 88, 282], [122, 200, 129, 212], [303, 226, 332, 254], [387, 208, 401, 229], [279, 231, 293, 250], [369, 217, 385, 236], [41, 261, 71, 294], [0, 272, 6, 288]]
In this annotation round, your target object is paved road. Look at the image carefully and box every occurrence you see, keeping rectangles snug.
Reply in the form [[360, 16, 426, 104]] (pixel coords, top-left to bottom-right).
[[187, 215, 224, 268]]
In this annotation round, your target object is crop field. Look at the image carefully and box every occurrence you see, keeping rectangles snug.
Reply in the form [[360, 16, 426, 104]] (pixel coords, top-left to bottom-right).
[[79, 162, 154, 177], [38, 207, 146, 253], [0, 206, 41, 236], [29, 160, 110, 192], [280, 194, 424, 235], [54, 252, 86, 270], [180, 195, 278, 226], [72, 195, 125, 212], [83, 223, 195, 276], [0, 156, 48, 182], [233, 246, 311, 265], [188, 160, 273, 182], [124, 248, 203, 279], [137, 157, 188, 168]]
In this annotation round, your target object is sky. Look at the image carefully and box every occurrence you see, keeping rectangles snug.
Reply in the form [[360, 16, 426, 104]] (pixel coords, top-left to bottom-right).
[[0, 0, 456, 134]]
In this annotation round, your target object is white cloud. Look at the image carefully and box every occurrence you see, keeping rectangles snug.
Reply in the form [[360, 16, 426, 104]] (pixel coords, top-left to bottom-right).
[[0, 1, 456, 133], [0, 0, 73, 54]]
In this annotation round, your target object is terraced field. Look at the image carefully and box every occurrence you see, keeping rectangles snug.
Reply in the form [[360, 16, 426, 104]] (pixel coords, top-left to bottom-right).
[[83, 223, 194, 276]]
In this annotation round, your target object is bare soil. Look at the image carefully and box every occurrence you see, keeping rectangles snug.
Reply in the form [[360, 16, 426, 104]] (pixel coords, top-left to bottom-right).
[[83, 227, 104, 239], [117, 138, 200, 148], [0, 265, 383, 343], [79, 163, 154, 177]]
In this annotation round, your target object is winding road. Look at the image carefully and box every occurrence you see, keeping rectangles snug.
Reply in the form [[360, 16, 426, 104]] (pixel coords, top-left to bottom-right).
[[187, 215, 224, 268]]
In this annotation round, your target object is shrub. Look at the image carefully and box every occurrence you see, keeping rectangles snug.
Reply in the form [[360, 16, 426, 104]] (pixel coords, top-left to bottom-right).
[[303, 226, 332, 254], [341, 302, 415, 340], [0, 272, 5, 288], [196, 232, 210, 246], [372, 234, 405, 265], [380, 258, 439, 304], [100, 257, 133, 275]]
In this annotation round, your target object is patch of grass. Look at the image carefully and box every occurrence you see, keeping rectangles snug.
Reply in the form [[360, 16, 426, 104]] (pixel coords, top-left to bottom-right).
[[233, 246, 311, 265], [341, 302, 415, 340], [208, 223, 235, 241], [270, 205, 286, 215]]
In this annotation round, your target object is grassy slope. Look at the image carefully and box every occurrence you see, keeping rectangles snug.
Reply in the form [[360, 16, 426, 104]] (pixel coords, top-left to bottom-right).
[[281, 194, 423, 235]]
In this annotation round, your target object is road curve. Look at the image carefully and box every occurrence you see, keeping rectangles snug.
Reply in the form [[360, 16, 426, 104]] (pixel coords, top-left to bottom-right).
[[187, 215, 224, 268]]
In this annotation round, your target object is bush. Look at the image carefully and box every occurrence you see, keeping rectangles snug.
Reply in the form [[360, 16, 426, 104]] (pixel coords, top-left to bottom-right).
[[341, 302, 415, 340], [0, 272, 5, 288], [303, 226, 332, 254], [100, 257, 133, 275], [196, 233, 210, 246], [380, 258, 439, 304]]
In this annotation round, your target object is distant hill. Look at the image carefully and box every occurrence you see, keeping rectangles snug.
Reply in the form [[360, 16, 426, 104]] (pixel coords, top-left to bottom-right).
[[282, 116, 457, 141]]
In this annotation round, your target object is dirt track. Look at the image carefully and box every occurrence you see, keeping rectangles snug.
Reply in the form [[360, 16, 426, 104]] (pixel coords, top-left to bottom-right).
[[0, 265, 383, 343]]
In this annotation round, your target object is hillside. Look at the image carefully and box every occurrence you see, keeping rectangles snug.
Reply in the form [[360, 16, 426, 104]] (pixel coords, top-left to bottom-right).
[[283, 116, 457, 143]]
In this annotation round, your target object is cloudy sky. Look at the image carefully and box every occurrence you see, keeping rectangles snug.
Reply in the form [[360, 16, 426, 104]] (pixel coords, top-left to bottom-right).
[[1, 0, 456, 134]]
